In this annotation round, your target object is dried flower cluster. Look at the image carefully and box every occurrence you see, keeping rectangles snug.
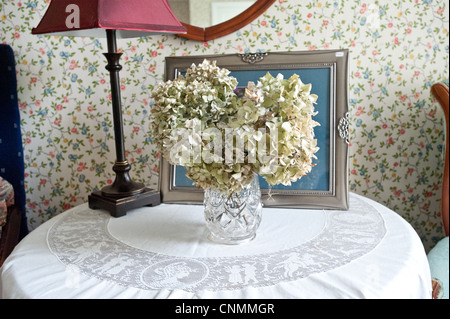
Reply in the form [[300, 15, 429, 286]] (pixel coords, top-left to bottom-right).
[[150, 60, 319, 194]]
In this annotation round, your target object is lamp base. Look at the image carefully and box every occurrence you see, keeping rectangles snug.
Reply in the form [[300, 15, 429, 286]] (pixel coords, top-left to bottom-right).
[[88, 188, 161, 218]]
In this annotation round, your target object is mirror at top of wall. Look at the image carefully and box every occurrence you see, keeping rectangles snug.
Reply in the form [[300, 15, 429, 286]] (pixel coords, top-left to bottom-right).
[[167, 0, 276, 41], [168, 0, 256, 28]]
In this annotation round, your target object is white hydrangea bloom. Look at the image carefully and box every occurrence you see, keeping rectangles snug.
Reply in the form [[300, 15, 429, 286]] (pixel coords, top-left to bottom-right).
[[150, 61, 319, 194]]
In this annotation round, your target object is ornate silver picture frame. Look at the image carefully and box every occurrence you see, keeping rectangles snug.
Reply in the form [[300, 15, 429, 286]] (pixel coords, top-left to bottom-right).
[[158, 50, 349, 210]]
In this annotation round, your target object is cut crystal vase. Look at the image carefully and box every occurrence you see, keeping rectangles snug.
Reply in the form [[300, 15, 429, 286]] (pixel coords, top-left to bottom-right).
[[203, 175, 263, 244]]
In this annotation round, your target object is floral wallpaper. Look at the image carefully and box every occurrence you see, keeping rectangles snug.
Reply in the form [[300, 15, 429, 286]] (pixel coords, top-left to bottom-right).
[[0, 0, 448, 251]]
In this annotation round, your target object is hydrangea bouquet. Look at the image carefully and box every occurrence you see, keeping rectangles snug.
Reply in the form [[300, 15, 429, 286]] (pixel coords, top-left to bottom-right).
[[150, 60, 319, 195]]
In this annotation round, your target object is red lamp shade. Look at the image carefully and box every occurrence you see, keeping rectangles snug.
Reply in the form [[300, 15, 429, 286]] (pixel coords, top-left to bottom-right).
[[32, 0, 186, 38]]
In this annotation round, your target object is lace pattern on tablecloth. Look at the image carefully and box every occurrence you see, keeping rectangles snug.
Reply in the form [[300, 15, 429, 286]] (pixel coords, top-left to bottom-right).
[[47, 196, 386, 292]]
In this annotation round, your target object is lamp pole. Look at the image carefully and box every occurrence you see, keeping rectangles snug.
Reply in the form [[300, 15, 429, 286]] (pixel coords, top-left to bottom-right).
[[101, 29, 145, 196], [88, 29, 161, 217]]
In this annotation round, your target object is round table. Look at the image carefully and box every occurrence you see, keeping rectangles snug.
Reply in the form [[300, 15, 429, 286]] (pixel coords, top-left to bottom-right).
[[0, 193, 432, 299]]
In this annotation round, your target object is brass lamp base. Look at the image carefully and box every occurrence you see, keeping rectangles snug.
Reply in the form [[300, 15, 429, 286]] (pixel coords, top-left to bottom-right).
[[88, 188, 161, 218]]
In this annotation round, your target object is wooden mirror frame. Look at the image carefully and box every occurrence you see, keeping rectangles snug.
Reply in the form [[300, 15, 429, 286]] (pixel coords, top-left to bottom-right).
[[177, 0, 276, 41]]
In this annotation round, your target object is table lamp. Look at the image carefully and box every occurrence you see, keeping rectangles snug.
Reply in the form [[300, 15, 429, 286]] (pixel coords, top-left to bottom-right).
[[32, 0, 186, 217]]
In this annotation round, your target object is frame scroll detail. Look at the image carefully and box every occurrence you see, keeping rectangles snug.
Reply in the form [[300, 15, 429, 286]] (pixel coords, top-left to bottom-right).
[[338, 112, 350, 144], [239, 52, 268, 64]]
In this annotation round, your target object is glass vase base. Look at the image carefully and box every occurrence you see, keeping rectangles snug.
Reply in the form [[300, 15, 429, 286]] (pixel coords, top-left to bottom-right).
[[207, 231, 256, 245], [204, 175, 263, 246]]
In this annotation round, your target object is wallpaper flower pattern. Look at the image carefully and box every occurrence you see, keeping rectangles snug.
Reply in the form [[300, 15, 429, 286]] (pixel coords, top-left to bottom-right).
[[0, 0, 448, 251]]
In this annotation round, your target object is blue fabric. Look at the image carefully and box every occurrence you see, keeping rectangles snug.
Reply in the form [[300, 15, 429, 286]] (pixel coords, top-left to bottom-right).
[[428, 236, 449, 299], [0, 44, 28, 239]]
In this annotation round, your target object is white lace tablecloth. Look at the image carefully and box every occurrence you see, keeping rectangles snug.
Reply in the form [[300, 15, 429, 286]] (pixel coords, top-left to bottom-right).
[[0, 193, 431, 299]]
